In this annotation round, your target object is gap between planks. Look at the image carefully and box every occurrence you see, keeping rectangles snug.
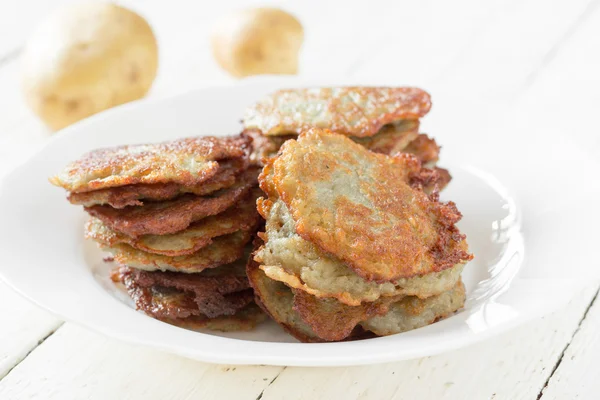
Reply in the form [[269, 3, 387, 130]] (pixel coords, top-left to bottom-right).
[[0, 322, 64, 381], [256, 368, 286, 400], [536, 287, 600, 399]]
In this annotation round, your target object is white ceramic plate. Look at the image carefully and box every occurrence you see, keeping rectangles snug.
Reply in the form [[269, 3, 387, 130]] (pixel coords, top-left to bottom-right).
[[0, 78, 597, 366]]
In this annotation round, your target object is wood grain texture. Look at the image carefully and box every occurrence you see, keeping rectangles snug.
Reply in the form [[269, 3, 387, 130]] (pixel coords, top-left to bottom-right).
[[540, 291, 600, 399], [0, 324, 283, 400], [258, 288, 598, 400], [0, 288, 594, 400], [0, 282, 61, 379]]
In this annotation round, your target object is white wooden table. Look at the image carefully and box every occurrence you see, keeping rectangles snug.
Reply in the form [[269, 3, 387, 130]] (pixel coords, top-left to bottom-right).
[[1, 1, 599, 398]]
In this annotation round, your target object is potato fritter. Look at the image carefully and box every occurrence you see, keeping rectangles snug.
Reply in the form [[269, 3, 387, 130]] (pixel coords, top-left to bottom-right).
[[113, 258, 266, 331], [164, 304, 266, 332], [85, 188, 261, 256], [247, 255, 335, 342], [292, 289, 402, 341], [297, 281, 464, 340], [352, 119, 420, 155], [245, 119, 425, 165], [104, 230, 252, 273], [243, 87, 431, 137], [113, 265, 253, 319], [50, 135, 251, 193], [261, 129, 472, 283], [242, 129, 295, 166], [402, 133, 441, 166], [68, 158, 248, 208], [360, 281, 465, 335], [248, 254, 465, 342], [86, 167, 258, 237], [255, 198, 464, 305]]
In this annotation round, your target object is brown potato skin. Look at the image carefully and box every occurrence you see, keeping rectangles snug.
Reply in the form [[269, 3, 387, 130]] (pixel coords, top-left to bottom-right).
[[21, 3, 158, 130], [211, 8, 303, 78]]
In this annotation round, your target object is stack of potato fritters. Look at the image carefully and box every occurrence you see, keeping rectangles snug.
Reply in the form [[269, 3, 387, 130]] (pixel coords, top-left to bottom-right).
[[243, 87, 447, 179], [249, 129, 473, 342], [50, 135, 265, 331]]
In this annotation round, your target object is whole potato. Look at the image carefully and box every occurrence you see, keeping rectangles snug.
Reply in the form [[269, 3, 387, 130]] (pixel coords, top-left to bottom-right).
[[211, 8, 303, 78], [21, 3, 158, 131]]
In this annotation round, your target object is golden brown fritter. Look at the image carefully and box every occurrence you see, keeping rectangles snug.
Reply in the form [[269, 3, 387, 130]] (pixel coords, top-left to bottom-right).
[[353, 120, 420, 155], [403, 133, 440, 166], [434, 167, 452, 190], [86, 167, 259, 237], [263, 129, 472, 282], [248, 253, 465, 342], [104, 231, 252, 273], [409, 166, 452, 194], [68, 158, 248, 208], [243, 87, 431, 137], [113, 265, 253, 319], [245, 120, 423, 166], [255, 197, 464, 305], [163, 304, 266, 332], [160, 303, 267, 332], [247, 254, 336, 342], [85, 188, 262, 256], [243, 129, 296, 166], [115, 263, 265, 331], [50, 135, 251, 193], [294, 281, 465, 340], [292, 289, 402, 341], [359, 281, 466, 335]]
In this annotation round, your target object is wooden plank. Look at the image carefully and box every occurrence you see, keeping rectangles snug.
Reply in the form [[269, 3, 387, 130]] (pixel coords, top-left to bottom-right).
[[507, 0, 600, 157], [0, 282, 62, 379], [0, 324, 283, 400], [420, 0, 597, 144], [540, 292, 600, 399], [0, 288, 594, 400], [259, 287, 598, 400], [527, 7, 600, 399]]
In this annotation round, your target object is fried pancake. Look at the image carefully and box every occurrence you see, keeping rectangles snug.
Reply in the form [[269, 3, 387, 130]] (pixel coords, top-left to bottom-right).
[[265, 129, 472, 282], [403, 133, 440, 166], [294, 281, 465, 341], [243, 87, 431, 137], [86, 168, 259, 237], [292, 289, 402, 341], [68, 158, 248, 208], [163, 304, 266, 332], [245, 120, 422, 166], [435, 167, 452, 190], [243, 129, 296, 166], [247, 255, 331, 342], [113, 265, 253, 319], [360, 280, 466, 335], [353, 120, 420, 155], [409, 166, 452, 194], [86, 189, 261, 256], [50, 135, 251, 193], [249, 256, 464, 341], [104, 230, 252, 272], [255, 199, 465, 305]]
